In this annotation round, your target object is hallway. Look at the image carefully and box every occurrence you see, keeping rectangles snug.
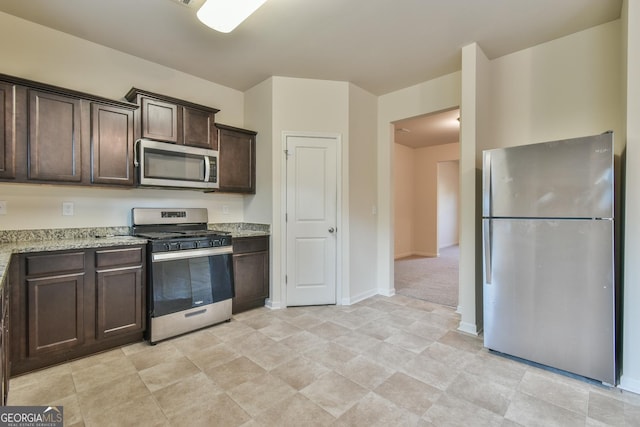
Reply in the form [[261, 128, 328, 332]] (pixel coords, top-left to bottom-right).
[[394, 245, 459, 307]]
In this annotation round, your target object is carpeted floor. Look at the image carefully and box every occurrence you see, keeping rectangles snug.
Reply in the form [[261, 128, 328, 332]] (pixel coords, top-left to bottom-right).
[[394, 245, 459, 307]]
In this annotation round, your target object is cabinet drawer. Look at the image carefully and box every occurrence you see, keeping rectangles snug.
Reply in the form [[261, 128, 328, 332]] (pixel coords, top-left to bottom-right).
[[25, 252, 85, 276], [233, 236, 269, 254], [95, 247, 143, 268]]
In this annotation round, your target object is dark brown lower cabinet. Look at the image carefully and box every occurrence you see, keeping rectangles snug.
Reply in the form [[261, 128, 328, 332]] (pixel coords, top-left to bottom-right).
[[95, 248, 144, 340], [1, 262, 11, 405], [10, 245, 145, 375], [27, 272, 85, 357], [232, 236, 270, 314]]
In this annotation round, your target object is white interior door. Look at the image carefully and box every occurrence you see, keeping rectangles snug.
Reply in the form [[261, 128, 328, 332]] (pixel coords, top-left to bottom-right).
[[285, 134, 338, 306]]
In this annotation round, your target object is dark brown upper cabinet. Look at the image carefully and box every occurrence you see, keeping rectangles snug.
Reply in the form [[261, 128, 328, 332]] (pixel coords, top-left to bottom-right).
[[183, 105, 216, 149], [140, 96, 179, 143], [28, 90, 82, 182], [0, 73, 138, 188], [216, 123, 257, 194], [91, 103, 135, 186], [125, 88, 219, 150], [0, 81, 15, 179]]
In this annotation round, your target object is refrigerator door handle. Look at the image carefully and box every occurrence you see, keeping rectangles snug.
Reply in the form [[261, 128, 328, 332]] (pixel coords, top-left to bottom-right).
[[483, 219, 492, 284], [483, 151, 491, 217]]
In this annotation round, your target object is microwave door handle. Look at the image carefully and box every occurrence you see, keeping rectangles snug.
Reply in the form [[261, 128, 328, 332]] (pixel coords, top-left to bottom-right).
[[134, 139, 142, 167], [204, 156, 211, 182]]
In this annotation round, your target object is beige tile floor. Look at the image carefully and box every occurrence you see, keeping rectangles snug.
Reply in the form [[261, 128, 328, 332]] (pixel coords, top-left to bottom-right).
[[8, 294, 640, 426]]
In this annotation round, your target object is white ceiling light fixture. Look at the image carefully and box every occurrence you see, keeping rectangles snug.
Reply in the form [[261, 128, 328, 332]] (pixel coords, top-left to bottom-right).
[[197, 0, 268, 33]]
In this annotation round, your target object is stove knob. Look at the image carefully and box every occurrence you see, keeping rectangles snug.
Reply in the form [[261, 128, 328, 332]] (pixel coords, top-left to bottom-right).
[[164, 243, 171, 251]]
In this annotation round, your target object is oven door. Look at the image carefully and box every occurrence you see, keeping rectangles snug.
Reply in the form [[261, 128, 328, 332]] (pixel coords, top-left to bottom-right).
[[150, 247, 233, 317]]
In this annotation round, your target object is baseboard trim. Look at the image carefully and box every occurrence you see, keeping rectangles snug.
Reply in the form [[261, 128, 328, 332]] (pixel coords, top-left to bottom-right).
[[342, 288, 378, 306], [413, 251, 439, 257], [457, 321, 480, 336], [395, 251, 443, 259], [378, 287, 396, 297], [264, 298, 282, 309], [619, 375, 640, 394], [394, 251, 413, 260]]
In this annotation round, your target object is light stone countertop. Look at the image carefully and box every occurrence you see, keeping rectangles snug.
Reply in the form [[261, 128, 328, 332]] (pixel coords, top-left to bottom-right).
[[0, 222, 270, 291], [209, 223, 270, 238]]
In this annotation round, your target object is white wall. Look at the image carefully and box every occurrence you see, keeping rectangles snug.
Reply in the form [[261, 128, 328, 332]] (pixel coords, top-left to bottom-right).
[[267, 77, 350, 308], [347, 84, 379, 304], [487, 20, 623, 152], [0, 185, 244, 229], [0, 12, 243, 124], [622, 0, 640, 394], [244, 78, 274, 225], [413, 143, 460, 257], [394, 143, 460, 259], [437, 160, 460, 249], [459, 42, 490, 333], [394, 143, 414, 259], [245, 77, 378, 307], [0, 11, 247, 229]]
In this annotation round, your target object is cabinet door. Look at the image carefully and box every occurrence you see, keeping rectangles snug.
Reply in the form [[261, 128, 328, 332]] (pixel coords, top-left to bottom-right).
[[232, 250, 269, 314], [2, 299, 8, 405], [218, 127, 256, 193], [0, 81, 15, 179], [27, 273, 85, 357], [0, 288, 5, 405], [28, 90, 82, 182], [183, 106, 216, 149], [91, 103, 134, 186], [95, 266, 143, 339], [141, 97, 178, 143]]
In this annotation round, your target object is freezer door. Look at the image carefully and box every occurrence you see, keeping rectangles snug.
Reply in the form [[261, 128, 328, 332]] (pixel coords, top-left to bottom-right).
[[483, 133, 613, 219], [483, 218, 615, 385]]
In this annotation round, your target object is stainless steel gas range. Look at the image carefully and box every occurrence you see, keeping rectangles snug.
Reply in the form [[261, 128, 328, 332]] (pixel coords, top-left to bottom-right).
[[132, 208, 234, 344]]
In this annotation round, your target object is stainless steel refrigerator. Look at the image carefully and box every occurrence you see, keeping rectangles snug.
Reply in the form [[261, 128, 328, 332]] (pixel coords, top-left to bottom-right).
[[482, 132, 616, 385]]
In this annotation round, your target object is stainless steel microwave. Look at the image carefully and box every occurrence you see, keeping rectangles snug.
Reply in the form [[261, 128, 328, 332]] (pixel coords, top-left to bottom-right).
[[136, 139, 219, 190]]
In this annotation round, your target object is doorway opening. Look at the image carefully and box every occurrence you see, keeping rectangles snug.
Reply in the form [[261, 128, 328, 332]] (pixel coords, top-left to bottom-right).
[[392, 108, 460, 308]]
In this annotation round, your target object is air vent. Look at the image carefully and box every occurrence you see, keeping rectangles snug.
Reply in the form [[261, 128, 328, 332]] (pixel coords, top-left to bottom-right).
[[171, 0, 195, 7]]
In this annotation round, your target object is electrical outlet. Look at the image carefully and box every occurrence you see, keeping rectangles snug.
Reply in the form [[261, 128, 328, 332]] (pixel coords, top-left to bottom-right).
[[222, 205, 229, 215], [0, 201, 6, 215], [62, 202, 74, 216]]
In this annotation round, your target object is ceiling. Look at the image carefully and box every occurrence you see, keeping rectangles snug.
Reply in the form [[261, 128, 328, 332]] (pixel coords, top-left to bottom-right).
[[394, 109, 461, 149], [0, 0, 621, 148], [0, 0, 621, 97]]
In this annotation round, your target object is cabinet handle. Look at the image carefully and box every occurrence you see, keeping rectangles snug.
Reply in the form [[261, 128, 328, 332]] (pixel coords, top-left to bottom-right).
[[134, 139, 141, 167]]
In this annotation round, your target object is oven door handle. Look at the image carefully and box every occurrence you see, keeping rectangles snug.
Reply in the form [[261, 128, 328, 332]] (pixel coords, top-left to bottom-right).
[[152, 246, 232, 262]]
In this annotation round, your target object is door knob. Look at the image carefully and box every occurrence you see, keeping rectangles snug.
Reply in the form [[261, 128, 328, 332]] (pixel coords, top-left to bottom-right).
[[328, 227, 335, 233]]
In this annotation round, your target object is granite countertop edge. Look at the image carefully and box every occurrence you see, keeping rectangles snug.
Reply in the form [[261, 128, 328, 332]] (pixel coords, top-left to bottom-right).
[[0, 223, 270, 288]]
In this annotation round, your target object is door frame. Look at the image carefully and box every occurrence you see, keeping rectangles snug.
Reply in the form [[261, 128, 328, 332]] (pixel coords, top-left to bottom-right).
[[280, 131, 344, 308]]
